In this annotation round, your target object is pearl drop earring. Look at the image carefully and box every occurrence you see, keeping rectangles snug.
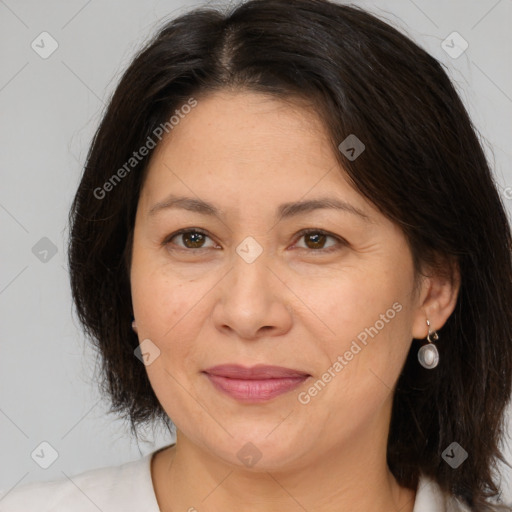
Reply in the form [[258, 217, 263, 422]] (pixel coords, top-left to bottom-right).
[[417, 319, 439, 369]]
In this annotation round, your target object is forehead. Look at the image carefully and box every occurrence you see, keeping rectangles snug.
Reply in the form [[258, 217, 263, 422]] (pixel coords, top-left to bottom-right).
[[150, 91, 332, 167], [139, 90, 375, 219]]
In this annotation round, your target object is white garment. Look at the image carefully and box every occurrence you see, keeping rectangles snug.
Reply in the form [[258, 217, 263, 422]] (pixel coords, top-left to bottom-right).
[[0, 449, 471, 511]]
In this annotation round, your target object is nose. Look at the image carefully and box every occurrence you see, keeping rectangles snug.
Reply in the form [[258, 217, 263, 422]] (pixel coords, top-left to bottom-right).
[[211, 249, 293, 341]]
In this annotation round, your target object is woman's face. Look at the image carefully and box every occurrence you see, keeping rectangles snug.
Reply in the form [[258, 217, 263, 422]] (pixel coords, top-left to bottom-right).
[[130, 90, 432, 470]]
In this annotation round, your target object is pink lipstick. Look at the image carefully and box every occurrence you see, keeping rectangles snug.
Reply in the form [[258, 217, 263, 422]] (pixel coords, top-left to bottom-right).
[[203, 364, 310, 403]]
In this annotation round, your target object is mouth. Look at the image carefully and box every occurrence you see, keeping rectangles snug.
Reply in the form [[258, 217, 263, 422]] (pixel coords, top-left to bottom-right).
[[202, 364, 311, 403]]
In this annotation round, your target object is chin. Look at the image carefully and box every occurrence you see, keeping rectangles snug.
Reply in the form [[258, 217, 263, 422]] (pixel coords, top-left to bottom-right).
[[201, 429, 309, 472]]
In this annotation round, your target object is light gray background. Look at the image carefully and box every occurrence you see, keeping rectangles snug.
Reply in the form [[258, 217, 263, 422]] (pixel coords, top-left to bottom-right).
[[1, 0, 511, 503]]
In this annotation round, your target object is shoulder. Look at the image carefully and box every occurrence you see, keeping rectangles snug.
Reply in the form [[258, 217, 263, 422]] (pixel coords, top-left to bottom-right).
[[0, 452, 159, 512], [413, 474, 473, 512]]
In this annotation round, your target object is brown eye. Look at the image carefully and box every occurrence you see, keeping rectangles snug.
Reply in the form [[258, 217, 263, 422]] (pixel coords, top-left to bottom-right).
[[303, 232, 328, 249], [182, 231, 206, 248], [165, 229, 216, 250], [294, 229, 344, 252]]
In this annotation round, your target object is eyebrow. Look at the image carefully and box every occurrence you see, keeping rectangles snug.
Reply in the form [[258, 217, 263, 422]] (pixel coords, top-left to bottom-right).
[[148, 194, 372, 222]]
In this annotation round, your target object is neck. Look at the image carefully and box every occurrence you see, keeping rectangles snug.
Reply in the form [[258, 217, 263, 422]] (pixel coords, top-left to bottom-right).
[[151, 428, 416, 512]]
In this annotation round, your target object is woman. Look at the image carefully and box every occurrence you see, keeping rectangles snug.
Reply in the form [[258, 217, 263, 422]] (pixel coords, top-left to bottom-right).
[[1, 0, 511, 510]]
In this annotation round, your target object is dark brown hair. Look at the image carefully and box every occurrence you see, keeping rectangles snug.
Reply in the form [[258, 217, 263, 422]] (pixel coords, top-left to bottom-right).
[[67, 1, 512, 509]]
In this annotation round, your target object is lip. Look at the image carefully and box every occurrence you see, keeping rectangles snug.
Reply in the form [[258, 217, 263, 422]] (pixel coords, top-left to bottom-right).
[[202, 364, 310, 403], [204, 364, 310, 379]]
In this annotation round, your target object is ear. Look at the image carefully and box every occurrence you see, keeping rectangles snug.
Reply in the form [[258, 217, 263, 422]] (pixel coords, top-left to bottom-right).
[[411, 256, 460, 339]]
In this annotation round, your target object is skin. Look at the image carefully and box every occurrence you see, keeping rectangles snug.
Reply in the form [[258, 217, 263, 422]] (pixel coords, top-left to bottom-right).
[[130, 90, 460, 512]]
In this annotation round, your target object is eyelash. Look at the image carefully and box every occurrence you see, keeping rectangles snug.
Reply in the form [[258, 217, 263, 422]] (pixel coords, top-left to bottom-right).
[[162, 228, 347, 254]]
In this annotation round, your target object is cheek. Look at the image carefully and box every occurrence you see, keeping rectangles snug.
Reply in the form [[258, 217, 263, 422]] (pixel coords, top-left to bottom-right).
[[309, 261, 410, 344], [130, 261, 209, 423], [132, 273, 204, 363], [297, 282, 413, 444], [131, 240, 198, 333], [130, 247, 223, 385], [302, 262, 414, 402]]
